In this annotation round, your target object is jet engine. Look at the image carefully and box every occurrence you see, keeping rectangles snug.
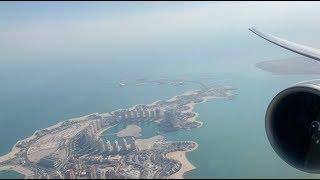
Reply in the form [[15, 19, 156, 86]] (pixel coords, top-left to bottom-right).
[[266, 82, 320, 173]]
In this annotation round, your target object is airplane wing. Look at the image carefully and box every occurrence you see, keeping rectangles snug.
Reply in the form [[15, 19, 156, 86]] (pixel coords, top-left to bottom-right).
[[249, 27, 320, 61]]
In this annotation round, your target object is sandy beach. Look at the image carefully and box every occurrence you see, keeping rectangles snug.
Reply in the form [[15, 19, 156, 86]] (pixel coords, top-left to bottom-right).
[[135, 136, 199, 179], [166, 142, 198, 179]]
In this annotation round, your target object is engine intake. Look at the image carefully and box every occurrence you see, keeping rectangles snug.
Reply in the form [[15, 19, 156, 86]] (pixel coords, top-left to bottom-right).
[[266, 84, 320, 173]]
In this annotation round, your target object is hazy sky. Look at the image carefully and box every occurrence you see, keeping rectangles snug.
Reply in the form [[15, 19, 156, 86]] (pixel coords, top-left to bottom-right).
[[1, 1, 320, 62], [3, 3, 320, 179]]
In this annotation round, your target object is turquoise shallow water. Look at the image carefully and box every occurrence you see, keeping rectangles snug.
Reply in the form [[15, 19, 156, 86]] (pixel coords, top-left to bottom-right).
[[98, 74, 320, 178], [163, 75, 320, 178], [1, 66, 319, 179], [2, 2, 320, 179], [0, 170, 24, 179]]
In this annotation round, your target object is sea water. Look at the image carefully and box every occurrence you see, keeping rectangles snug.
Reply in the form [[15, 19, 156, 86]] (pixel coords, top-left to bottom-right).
[[2, 2, 320, 178], [0, 170, 24, 179]]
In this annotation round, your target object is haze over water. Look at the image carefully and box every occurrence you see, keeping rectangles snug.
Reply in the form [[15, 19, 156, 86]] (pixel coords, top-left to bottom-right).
[[1, 1, 320, 178]]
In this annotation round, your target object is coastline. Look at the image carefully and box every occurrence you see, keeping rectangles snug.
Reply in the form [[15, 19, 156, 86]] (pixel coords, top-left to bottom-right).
[[0, 165, 33, 179], [166, 142, 198, 179], [135, 136, 199, 179], [0, 147, 20, 163], [184, 102, 203, 128], [0, 86, 235, 179]]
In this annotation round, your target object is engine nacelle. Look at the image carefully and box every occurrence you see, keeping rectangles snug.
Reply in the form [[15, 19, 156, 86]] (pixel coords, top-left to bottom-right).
[[266, 83, 320, 173]]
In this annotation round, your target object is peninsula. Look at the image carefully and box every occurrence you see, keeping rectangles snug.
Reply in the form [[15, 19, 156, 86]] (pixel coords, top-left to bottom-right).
[[0, 86, 236, 179], [256, 57, 320, 75]]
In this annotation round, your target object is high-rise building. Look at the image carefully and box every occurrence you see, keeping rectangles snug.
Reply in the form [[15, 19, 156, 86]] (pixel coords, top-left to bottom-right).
[[87, 124, 96, 136], [105, 170, 117, 179], [96, 120, 102, 131], [132, 111, 137, 119], [147, 110, 151, 118], [113, 111, 122, 121], [102, 117, 112, 127], [114, 140, 121, 152], [164, 110, 175, 121], [149, 110, 153, 118], [155, 109, 161, 119], [65, 169, 75, 179], [138, 110, 143, 118], [123, 138, 129, 150], [150, 110, 155, 118], [97, 168, 105, 179], [105, 140, 113, 153], [114, 110, 124, 121], [131, 137, 136, 150], [143, 110, 149, 118], [121, 111, 127, 120], [90, 165, 98, 179], [86, 128, 92, 138], [118, 138, 126, 152], [99, 139, 106, 152], [126, 111, 131, 119], [160, 110, 178, 131], [93, 122, 98, 133]]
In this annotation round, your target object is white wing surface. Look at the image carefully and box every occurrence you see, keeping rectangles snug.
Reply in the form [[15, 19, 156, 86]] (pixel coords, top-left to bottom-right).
[[249, 27, 320, 61]]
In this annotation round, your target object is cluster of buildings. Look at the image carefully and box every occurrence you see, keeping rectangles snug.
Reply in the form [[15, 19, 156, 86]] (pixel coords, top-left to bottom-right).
[[0, 86, 238, 179], [83, 107, 163, 139], [71, 131, 137, 157], [100, 137, 136, 155], [112, 108, 161, 122], [121, 141, 197, 179], [86, 120, 104, 138], [57, 153, 121, 179], [159, 109, 198, 131], [159, 110, 180, 131], [63, 163, 107, 179]]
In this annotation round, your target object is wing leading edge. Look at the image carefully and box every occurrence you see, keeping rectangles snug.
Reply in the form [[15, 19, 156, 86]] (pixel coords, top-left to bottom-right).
[[249, 27, 320, 61]]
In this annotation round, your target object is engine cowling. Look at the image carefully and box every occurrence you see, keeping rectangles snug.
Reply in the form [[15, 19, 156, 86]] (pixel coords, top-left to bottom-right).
[[266, 83, 320, 173]]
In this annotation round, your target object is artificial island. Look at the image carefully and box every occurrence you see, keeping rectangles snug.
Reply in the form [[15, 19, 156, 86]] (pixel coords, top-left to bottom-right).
[[0, 85, 236, 179]]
